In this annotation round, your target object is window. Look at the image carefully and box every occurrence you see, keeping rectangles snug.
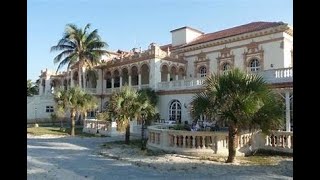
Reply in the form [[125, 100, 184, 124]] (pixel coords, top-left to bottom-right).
[[199, 66, 207, 77], [46, 106, 54, 113], [169, 100, 181, 123], [249, 59, 260, 72], [222, 63, 231, 72]]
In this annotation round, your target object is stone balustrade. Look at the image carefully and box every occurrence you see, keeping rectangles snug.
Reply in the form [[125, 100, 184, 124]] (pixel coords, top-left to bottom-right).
[[147, 125, 293, 156], [83, 119, 111, 136], [157, 68, 293, 91], [157, 78, 205, 91], [85, 88, 97, 94], [147, 125, 241, 156], [257, 67, 293, 84], [252, 130, 293, 153]]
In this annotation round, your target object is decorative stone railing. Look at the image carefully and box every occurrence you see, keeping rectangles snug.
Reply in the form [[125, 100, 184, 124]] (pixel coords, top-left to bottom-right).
[[157, 78, 206, 91], [147, 125, 250, 156], [157, 68, 292, 91], [83, 119, 111, 136], [103, 87, 121, 94], [259, 67, 293, 84], [85, 88, 97, 94], [252, 130, 293, 153], [147, 125, 293, 156]]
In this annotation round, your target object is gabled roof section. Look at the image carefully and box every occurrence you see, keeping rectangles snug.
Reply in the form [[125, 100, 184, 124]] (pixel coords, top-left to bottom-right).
[[181, 21, 286, 47], [170, 26, 204, 34]]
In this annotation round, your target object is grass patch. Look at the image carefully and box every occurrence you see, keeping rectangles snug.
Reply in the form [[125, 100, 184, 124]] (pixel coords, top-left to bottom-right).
[[248, 149, 293, 157], [238, 156, 279, 165], [27, 126, 106, 137], [103, 139, 142, 148], [27, 127, 68, 136]]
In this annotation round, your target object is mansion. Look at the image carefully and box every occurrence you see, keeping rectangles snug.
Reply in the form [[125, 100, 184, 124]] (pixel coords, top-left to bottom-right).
[[27, 21, 293, 132]]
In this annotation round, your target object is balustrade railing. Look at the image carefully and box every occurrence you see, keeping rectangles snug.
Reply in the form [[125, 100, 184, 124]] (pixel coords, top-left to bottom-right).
[[147, 125, 293, 156], [157, 68, 292, 91], [264, 131, 293, 149]]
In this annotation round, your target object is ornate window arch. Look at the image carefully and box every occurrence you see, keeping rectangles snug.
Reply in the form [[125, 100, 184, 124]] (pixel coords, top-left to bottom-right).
[[222, 63, 231, 72], [249, 58, 261, 72], [243, 41, 264, 72], [169, 99, 181, 123], [217, 47, 234, 74], [194, 51, 210, 78], [199, 66, 207, 77]]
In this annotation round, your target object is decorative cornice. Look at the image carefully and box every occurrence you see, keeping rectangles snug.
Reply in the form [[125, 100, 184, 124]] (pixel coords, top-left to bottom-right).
[[172, 25, 289, 54], [156, 88, 204, 95], [183, 37, 283, 58]]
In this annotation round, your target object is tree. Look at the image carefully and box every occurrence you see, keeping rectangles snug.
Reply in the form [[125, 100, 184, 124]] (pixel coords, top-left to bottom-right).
[[27, 80, 39, 96], [51, 23, 109, 88], [53, 87, 97, 136], [137, 88, 158, 125], [191, 68, 284, 163], [109, 86, 156, 144]]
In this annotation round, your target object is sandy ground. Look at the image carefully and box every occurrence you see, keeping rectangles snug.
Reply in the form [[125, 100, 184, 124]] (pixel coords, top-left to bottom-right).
[[27, 134, 293, 180]]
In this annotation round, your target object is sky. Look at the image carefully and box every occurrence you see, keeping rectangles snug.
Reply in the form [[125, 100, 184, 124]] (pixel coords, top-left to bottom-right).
[[27, 0, 293, 82]]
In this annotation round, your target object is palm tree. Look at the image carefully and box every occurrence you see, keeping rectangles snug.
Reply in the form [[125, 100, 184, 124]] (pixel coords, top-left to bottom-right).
[[137, 88, 158, 125], [51, 23, 109, 88], [78, 93, 98, 125], [27, 79, 39, 96], [53, 87, 97, 136], [109, 86, 140, 144], [109, 86, 156, 144], [191, 68, 284, 163]]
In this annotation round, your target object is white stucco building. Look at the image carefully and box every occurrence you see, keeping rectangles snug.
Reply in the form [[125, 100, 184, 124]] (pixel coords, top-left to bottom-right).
[[27, 21, 293, 131]]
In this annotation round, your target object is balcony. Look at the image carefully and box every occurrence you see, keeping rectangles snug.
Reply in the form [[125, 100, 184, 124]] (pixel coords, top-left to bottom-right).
[[157, 78, 205, 91], [84, 88, 97, 94], [157, 67, 293, 91]]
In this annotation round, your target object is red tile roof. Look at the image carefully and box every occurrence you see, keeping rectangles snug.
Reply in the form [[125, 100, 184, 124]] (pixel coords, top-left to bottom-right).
[[181, 21, 286, 47]]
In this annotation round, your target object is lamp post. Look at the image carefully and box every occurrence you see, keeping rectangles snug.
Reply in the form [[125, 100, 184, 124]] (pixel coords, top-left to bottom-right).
[[96, 110, 99, 134], [141, 112, 146, 150]]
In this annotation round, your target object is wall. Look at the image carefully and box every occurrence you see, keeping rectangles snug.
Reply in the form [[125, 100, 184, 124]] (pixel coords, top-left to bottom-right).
[[283, 33, 293, 67], [182, 32, 285, 75], [171, 29, 187, 46], [27, 95, 55, 123], [158, 93, 195, 123], [171, 28, 202, 46]]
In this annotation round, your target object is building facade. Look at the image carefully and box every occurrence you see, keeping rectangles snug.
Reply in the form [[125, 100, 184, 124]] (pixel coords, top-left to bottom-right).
[[27, 21, 293, 131]]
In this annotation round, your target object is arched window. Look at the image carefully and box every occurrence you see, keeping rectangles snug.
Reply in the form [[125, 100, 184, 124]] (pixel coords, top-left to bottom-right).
[[249, 59, 260, 72], [222, 63, 231, 72], [199, 66, 207, 77], [169, 100, 181, 123]]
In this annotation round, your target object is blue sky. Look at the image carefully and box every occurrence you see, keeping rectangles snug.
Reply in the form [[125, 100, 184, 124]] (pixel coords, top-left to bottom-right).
[[27, 0, 293, 81]]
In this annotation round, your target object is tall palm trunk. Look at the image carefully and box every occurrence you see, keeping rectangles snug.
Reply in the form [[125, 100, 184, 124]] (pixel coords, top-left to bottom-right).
[[125, 120, 130, 144], [78, 63, 82, 89], [226, 125, 238, 163], [70, 109, 76, 136]]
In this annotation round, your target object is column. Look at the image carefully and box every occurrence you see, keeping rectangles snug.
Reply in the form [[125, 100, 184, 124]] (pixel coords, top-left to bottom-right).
[[96, 69, 102, 94], [285, 91, 291, 132], [129, 75, 132, 86], [111, 78, 114, 89], [175, 74, 178, 81], [83, 71, 86, 89], [120, 76, 122, 88], [192, 136, 196, 149], [173, 135, 177, 147], [138, 73, 141, 89], [71, 71, 74, 87], [202, 136, 206, 148], [167, 73, 170, 82]]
